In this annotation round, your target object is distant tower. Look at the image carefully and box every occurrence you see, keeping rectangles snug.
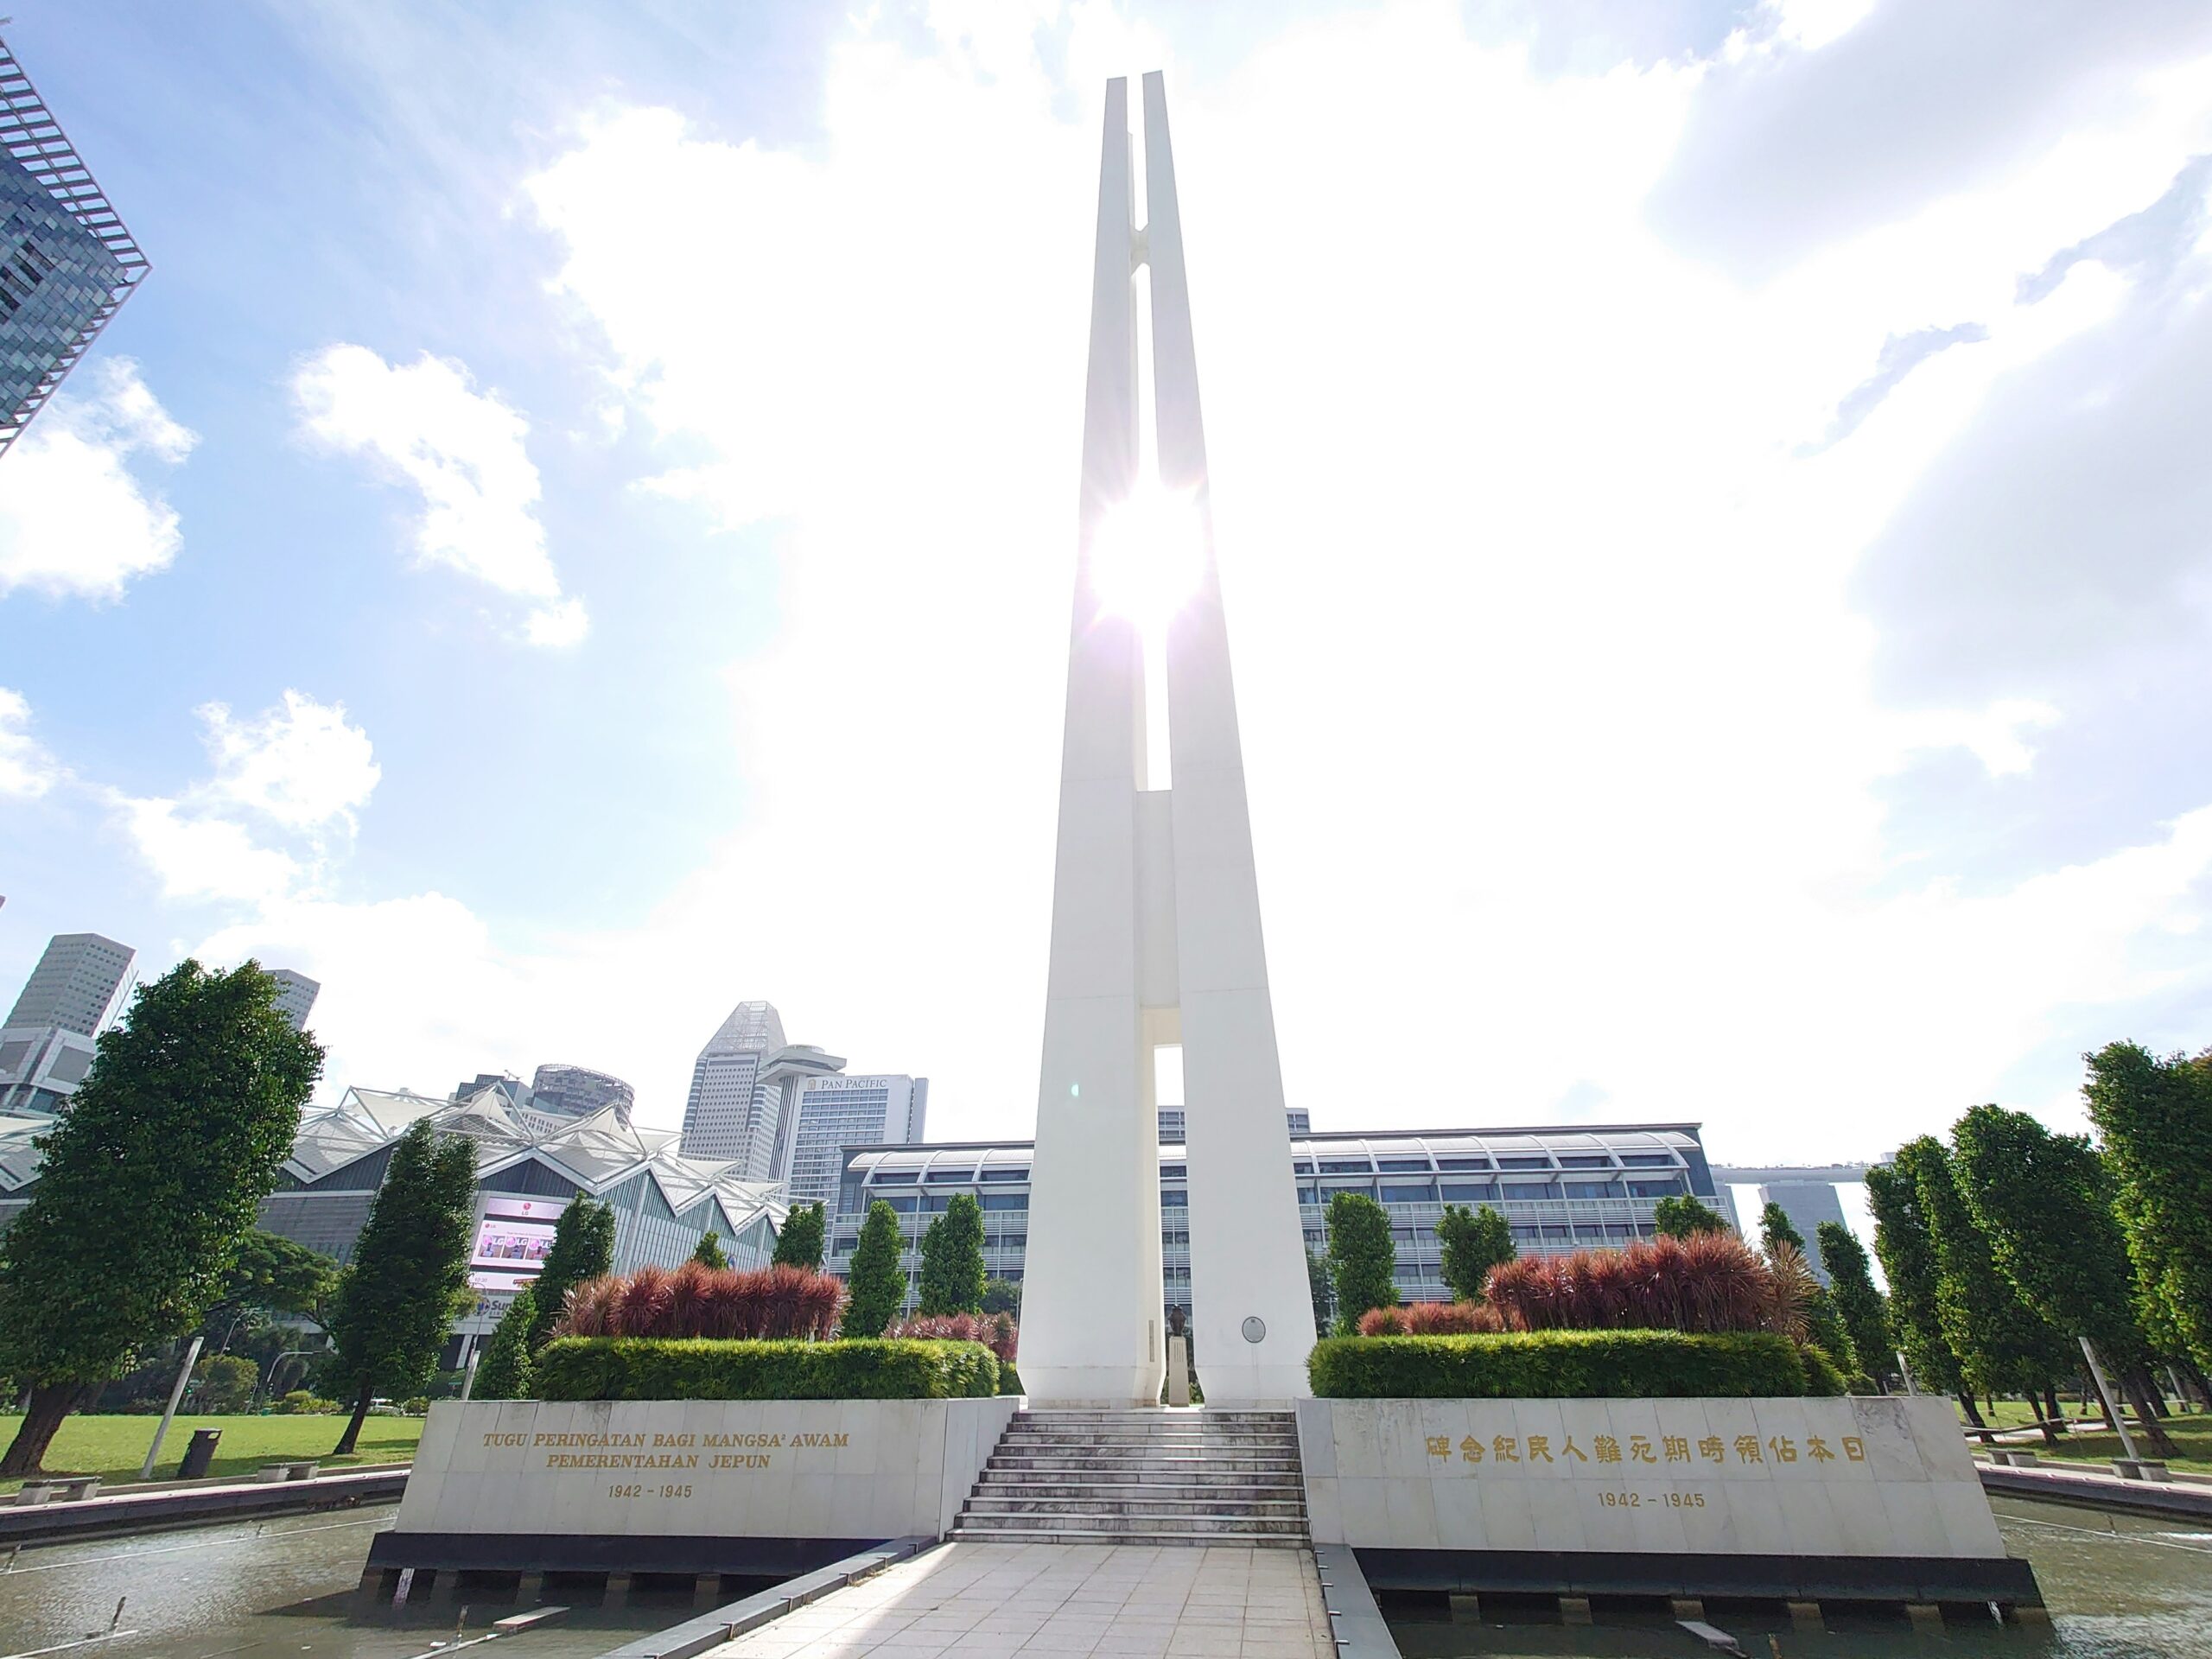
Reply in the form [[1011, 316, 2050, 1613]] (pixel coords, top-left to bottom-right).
[[267, 969, 320, 1032], [531, 1062, 636, 1128], [0, 35, 151, 455], [679, 1001, 793, 1175], [0, 931, 137, 1113], [1020, 75, 1315, 1407]]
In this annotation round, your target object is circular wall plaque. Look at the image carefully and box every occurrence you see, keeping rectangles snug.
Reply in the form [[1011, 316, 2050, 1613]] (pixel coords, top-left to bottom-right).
[[1241, 1316, 1267, 1344]]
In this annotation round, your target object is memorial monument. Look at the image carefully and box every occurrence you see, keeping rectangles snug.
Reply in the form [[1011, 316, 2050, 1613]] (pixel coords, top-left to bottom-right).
[[1018, 73, 1317, 1408]]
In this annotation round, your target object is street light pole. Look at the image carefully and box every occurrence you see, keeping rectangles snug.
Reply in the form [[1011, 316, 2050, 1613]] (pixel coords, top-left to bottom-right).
[[138, 1335, 203, 1481]]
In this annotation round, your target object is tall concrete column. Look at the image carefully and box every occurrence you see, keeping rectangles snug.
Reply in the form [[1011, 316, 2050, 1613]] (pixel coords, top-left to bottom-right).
[[1021, 73, 1315, 1408]]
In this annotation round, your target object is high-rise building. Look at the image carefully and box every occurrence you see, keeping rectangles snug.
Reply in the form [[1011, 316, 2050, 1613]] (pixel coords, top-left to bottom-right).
[[679, 1001, 791, 1174], [779, 1073, 929, 1210], [1159, 1107, 1306, 1141], [1756, 1180, 1852, 1286], [0, 931, 137, 1114], [531, 1062, 635, 1128], [0, 37, 150, 455], [268, 969, 319, 1032]]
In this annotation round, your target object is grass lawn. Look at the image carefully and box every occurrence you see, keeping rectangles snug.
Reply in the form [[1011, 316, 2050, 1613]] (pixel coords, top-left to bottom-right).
[[0, 1412, 424, 1493], [1953, 1395, 2212, 1477]]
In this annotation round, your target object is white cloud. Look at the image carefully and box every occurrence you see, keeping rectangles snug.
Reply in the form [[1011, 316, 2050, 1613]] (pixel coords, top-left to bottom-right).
[[118, 796, 301, 906], [0, 687, 58, 798], [0, 359, 194, 600], [197, 690, 382, 834], [113, 691, 378, 909], [292, 344, 587, 645]]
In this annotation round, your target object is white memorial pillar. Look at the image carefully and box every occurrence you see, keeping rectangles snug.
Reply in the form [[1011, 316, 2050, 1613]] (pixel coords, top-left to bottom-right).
[[1021, 73, 1316, 1408]]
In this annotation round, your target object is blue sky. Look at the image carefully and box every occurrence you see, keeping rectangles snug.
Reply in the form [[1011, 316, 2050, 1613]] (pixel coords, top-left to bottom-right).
[[3, 0, 2209, 1163]]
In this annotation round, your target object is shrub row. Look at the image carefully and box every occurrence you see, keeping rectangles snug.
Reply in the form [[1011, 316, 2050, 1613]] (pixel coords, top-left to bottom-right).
[[536, 1337, 1001, 1402], [1484, 1232, 1785, 1334], [556, 1262, 844, 1342], [1308, 1330, 1820, 1399]]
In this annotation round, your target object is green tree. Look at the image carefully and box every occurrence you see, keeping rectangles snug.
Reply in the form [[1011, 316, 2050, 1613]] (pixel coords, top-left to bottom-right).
[[526, 1198, 616, 1351], [772, 1201, 828, 1271], [202, 1230, 341, 1346], [982, 1277, 1023, 1316], [1306, 1248, 1335, 1337], [2083, 1041, 2212, 1373], [1652, 1195, 1732, 1238], [1910, 1133, 2070, 1430], [325, 1120, 478, 1455], [1951, 1103, 2177, 1458], [473, 1286, 537, 1402], [843, 1200, 907, 1337], [690, 1231, 728, 1269], [0, 960, 322, 1477], [1759, 1203, 1859, 1379], [193, 1353, 259, 1413], [1815, 1222, 1891, 1393], [1758, 1201, 1807, 1255], [1325, 1192, 1398, 1335], [1435, 1204, 1515, 1302], [1866, 1150, 1969, 1409], [918, 1194, 987, 1317]]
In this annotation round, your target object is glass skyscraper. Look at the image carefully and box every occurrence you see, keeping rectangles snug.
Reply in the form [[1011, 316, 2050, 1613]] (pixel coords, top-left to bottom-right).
[[0, 36, 149, 454]]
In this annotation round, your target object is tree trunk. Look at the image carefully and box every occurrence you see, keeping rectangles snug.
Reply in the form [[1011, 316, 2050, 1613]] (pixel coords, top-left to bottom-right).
[[2043, 1386, 2067, 1431], [1956, 1391, 1986, 1429], [2120, 1373, 2179, 1460], [2034, 1389, 2062, 1448], [332, 1379, 373, 1457], [2133, 1365, 2170, 1417], [2179, 1357, 2212, 1410], [0, 1382, 85, 1478]]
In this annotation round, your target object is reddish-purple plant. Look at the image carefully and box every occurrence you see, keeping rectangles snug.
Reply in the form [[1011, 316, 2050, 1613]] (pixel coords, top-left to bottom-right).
[[1480, 1233, 1782, 1336], [552, 1263, 849, 1342], [887, 1312, 1019, 1361], [1357, 1301, 1507, 1337]]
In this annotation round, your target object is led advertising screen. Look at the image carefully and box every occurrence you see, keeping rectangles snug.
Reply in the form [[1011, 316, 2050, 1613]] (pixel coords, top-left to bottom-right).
[[467, 1194, 569, 1292]]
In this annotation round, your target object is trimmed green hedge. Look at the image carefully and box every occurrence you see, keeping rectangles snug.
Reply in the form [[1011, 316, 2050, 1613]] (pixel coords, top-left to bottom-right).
[[996, 1363, 1024, 1396], [537, 1338, 1001, 1402], [1307, 1330, 1821, 1399]]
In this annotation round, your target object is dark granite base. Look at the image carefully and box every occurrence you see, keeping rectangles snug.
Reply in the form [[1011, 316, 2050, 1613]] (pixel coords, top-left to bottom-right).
[[364, 1530, 886, 1580], [1355, 1547, 2044, 1607]]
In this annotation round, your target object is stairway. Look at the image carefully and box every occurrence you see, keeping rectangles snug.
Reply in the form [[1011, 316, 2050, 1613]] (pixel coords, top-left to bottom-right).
[[950, 1408, 1309, 1547]]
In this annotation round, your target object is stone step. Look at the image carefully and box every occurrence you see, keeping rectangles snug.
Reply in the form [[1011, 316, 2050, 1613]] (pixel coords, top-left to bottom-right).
[[1014, 1409, 1293, 1420], [950, 1530, 1309, 1557], [977, 1478, 1300, 1503], [965, 1495, 1307, 1518]]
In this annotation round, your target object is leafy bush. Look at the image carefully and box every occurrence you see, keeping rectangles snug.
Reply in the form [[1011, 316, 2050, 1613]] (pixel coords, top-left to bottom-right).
[[888, 1311, 1017, 1363], [1327, 1192, 1399, 1334], [997, 1363, 1024, 1395], [1435, 1205, 1516, 1302], [474, 1285, 537, 1401], [1308, 1330, 1819, 1399], [557, 1262, 843, 1342], [1484, 1232, 1791, 1335], [537, 1337, 1001, 1401], [1799, 1343, 1848, 1397], [401, 1396, 431, 1415], [193, 1353, 258, 1413], [275, 1389, 340, 1414], [1359, 1301, 1507, 1336]]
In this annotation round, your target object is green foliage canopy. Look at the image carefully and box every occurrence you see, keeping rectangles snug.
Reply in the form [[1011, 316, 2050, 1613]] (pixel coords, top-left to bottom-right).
[[843, 1200, 907, 1338], [527, 1198, 616, 1351], [2083, 1041, 2212, 1370], [1652, 1195, 1732, 1239], [982, 1277, 1023, 1315], [325, 1119, 478, 1451], [1435, 1204, 1515, 1302], [0, 961, 322, 1476], [690, 1232, 728, 1270], [917, 1193, 986, 1317], [1815, 1221, 1891, 1389], [1908, 1132, 2069, 1397], [772, 1202, 827, 1271], [1326, 1192, 1398, 1336], [1865, 1151, 1963, 1395], [474, 1285, 537, 1402]]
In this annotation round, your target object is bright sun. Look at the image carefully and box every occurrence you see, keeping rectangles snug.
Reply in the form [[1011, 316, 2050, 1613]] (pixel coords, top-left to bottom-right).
[[1089, 485, 1206, 632]]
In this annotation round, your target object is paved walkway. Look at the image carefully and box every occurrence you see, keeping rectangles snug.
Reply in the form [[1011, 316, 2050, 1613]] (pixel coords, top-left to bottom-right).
[[701, 1540, 1335, 1657]]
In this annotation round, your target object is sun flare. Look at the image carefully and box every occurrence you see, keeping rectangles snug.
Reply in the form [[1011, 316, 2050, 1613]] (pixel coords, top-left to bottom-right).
[[1088, 485, 1206, 633]]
